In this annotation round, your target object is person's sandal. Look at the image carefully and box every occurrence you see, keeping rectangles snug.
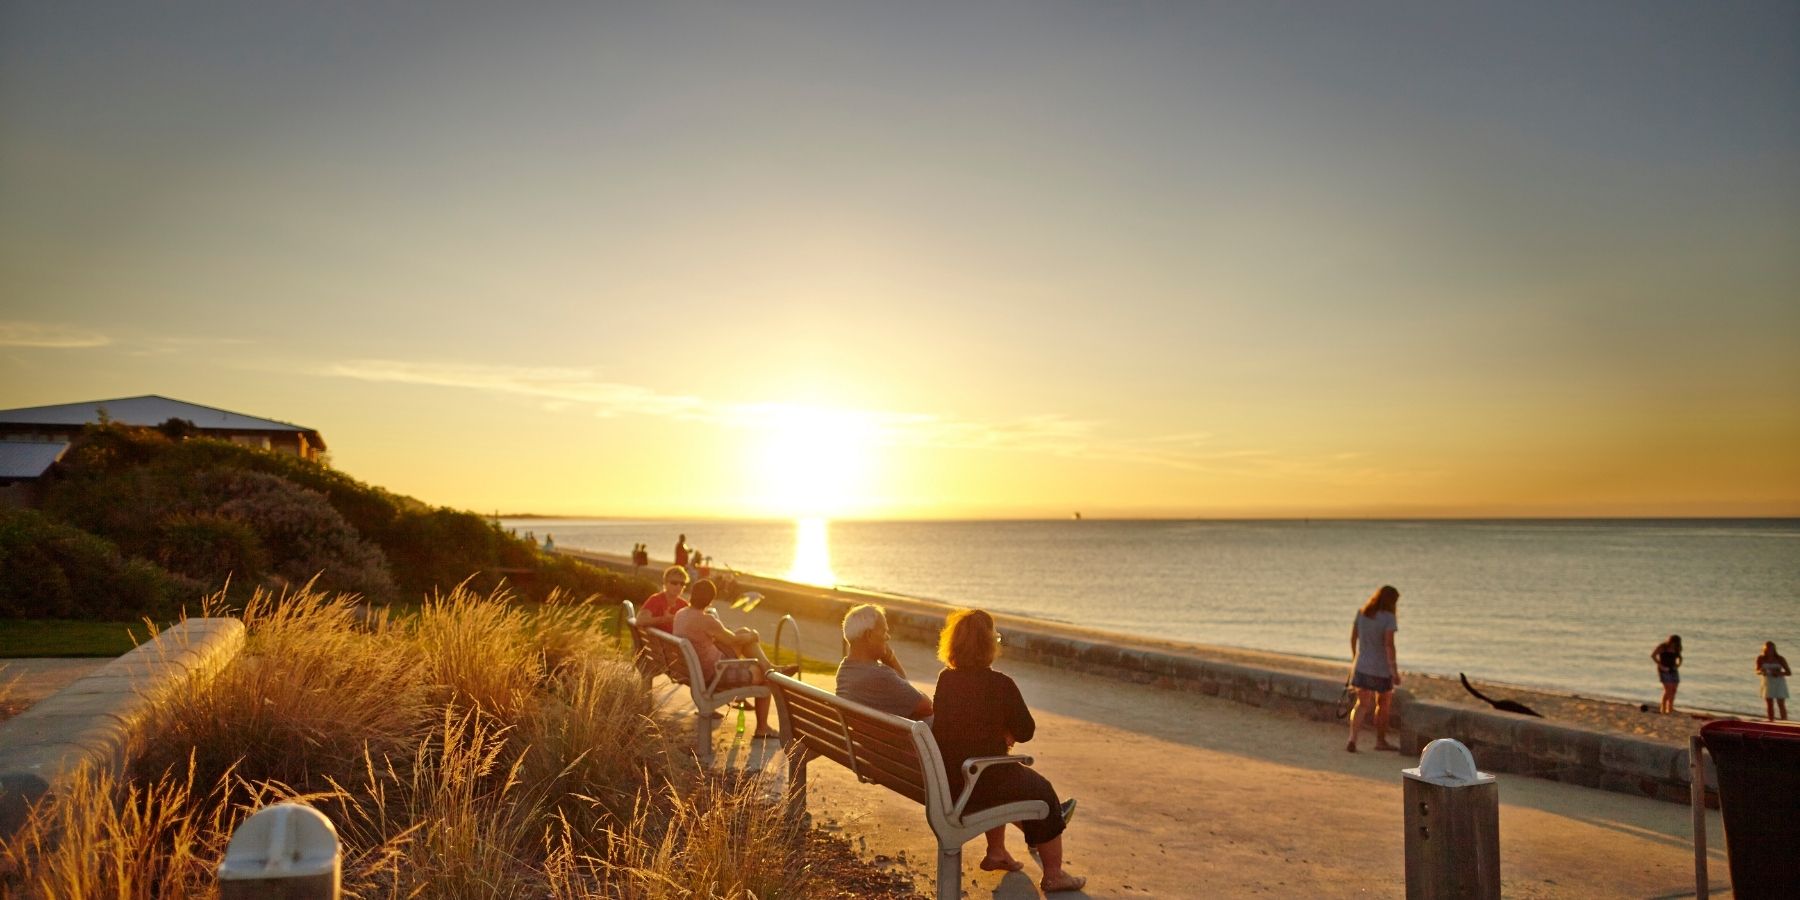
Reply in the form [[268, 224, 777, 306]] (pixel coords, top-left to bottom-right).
[[1058, 797, 1078, 827], [1041, 872, 1087, 893]]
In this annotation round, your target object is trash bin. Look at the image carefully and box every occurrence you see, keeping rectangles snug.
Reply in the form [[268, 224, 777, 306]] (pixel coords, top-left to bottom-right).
[[1699, 719, 1800, 899]]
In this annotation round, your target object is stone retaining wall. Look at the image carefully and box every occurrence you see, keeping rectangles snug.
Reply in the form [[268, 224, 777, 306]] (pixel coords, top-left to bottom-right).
[[566, 549, 1711, 804], [0, 618, 245, 836]]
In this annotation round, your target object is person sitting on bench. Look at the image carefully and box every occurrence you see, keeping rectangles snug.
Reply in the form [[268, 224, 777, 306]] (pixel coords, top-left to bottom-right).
[[835, 604, 934, 720], [932, 608, 1085, 894], [639, 566, 690, 632], [672, 578, 796, 739]]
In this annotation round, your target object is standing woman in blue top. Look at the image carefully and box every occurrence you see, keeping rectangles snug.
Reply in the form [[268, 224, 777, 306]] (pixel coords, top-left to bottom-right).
[[1652, 635, 1682, 714], [1347, 585, 1401, 753]]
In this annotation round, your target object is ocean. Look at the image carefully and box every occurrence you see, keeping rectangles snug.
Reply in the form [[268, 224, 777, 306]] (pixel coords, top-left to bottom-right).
[[506, 517, 1800, 716]]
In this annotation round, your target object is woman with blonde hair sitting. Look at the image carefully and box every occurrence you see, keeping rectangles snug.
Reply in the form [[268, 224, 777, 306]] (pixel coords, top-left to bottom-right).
[[931, 608, 1084, 893]]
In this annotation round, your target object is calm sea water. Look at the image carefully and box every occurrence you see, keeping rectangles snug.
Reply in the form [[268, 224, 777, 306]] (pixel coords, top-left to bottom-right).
[[508, 517, 1800, 716]]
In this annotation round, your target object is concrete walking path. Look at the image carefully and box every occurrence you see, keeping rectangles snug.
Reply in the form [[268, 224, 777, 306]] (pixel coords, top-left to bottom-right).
[[675, 602, 1729, 899], [0, 658, 109, 706]]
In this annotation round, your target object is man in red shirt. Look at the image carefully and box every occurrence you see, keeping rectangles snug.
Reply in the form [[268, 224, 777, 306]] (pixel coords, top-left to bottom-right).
[[639, 566, 690, 632]]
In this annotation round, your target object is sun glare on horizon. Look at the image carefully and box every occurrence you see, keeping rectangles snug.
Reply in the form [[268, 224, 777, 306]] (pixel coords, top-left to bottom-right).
[[785, 516, 837, 586], [742, 403, 882, 518]]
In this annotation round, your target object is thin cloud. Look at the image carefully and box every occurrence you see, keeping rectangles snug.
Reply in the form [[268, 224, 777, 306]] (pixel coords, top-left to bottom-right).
[[127, 335, 257, 357], [0, 321, 111, 349], [322, 359, 706, 419], [317, 357, 1380, 479]]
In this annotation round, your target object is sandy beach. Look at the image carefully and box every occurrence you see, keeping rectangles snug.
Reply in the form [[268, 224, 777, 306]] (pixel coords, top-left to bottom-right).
[[1095, 639, 1725, 747]]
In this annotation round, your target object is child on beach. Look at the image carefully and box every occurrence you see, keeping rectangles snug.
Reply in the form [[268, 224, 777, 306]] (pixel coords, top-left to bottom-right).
[[1652, 635, 1682, 714], [1756, 641, 1790, 721], [1346, 585, 1401, 752]]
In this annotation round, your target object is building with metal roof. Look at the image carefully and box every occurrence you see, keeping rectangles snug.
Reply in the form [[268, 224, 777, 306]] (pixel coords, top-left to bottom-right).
[[0, 395, 326, 462], [0, 440, 68, 484]]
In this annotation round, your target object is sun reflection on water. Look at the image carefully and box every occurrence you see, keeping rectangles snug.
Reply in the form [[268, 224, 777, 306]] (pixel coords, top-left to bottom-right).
[[786, 517, 836, 586]]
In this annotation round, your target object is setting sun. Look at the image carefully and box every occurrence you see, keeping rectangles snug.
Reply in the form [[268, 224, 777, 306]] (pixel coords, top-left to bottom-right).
[[739, 404, 883, 518]]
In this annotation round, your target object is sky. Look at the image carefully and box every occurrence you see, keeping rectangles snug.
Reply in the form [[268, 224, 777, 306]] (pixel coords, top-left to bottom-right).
[[2, 1, 1797, 519]]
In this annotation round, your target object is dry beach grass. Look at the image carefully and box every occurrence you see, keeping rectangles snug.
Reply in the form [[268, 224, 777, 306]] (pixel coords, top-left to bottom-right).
[[0, 584, 902, 899]]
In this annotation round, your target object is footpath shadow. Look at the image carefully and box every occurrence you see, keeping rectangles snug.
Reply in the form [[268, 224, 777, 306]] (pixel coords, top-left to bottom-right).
[[730, 604, 1728, 849]]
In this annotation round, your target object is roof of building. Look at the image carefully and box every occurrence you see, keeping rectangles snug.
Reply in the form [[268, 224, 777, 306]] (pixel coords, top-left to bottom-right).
[[0, 395, 323, 445], [0, 439, 70, 480]]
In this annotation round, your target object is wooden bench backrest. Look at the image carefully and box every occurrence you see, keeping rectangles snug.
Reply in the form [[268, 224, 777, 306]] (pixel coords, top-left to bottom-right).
[[769, 672, 936, 808]]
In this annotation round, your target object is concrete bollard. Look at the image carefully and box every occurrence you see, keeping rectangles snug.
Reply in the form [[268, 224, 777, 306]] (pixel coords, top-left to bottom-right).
[[1403, 738, 1500, 900], [218, 802, 341, 900]]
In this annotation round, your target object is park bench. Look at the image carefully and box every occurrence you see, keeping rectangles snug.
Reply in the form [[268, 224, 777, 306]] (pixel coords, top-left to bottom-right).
[[766, 671, 1049, 900], [619, 600, 666, 682], [621, 600, 770, 763]]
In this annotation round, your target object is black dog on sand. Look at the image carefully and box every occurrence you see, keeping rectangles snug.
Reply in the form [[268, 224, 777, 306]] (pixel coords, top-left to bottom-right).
[[1460, 673, 1544, 718]]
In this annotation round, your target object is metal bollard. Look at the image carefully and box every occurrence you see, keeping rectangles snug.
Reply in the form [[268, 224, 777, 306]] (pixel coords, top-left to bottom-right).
[[1688, 735, 1707, 900], [218, 802, 341, 900], [1403, 738, 1500, 900]]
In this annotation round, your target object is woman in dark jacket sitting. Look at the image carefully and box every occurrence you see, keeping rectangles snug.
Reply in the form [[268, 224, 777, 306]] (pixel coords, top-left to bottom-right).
[[931, 608, 1085, 894]]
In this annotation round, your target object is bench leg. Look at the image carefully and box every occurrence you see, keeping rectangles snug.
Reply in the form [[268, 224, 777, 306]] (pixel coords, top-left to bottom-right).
[[936, 845, 962, 900], [695, 709, 716, 765], [784, 753, 809, 821]]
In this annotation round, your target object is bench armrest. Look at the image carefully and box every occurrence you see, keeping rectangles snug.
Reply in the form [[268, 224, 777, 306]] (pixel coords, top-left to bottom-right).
[[707, 657, 762, 693], [951, 754, 1036, 819]]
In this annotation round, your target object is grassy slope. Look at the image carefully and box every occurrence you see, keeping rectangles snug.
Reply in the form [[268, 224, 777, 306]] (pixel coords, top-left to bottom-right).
[[0, 619, 158, 657]]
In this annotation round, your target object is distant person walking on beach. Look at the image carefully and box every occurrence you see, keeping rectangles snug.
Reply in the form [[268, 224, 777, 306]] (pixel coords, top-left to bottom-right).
[[1756, 641, 1790, 721], [1653, 635, 1682, 714], [1346, 585, 1401, 753], [932, 609, 1085, 894], [674, 534, 690, 569]]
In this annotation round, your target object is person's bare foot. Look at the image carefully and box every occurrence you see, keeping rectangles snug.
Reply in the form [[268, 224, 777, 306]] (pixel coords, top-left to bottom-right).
[[978, 854, 1024, 872], [1345, 741, 1358, 753], [1041, 871, 1087, 893]]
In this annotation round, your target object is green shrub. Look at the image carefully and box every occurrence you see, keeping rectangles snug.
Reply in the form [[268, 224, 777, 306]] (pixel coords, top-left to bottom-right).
[[384, 508, 519, 599], [536, 553, 658, 606], [0, 508, 193, 619], [154, 513, 269, 589], [35, 423, 653, 608], [197, 469, 396, 600]]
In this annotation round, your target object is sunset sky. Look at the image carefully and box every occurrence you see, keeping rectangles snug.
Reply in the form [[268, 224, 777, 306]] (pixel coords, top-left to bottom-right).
[[3, 2, 1796, 519]]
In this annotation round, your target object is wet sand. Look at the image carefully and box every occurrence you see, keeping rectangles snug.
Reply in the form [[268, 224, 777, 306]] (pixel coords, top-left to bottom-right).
[[1116, 640, 1732, 746]]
